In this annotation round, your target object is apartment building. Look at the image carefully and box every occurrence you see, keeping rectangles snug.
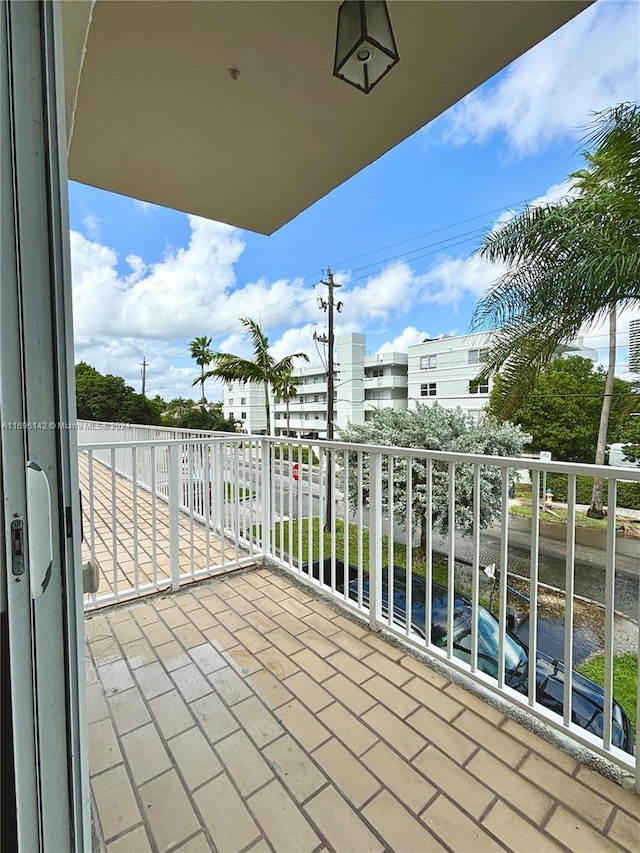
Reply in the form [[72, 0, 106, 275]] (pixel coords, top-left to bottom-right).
[[274, 333, 409, 438], [407, 331, 598, 416], [224, 381, 266, 434], [222, 333, 408, 438], [223, 330, 597, 433]]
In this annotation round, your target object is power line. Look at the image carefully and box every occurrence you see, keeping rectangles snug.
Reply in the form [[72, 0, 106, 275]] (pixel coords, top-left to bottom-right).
[[138, 189, 576, 363], [325, 199, 529, 269], [156, 224, 488, 360]]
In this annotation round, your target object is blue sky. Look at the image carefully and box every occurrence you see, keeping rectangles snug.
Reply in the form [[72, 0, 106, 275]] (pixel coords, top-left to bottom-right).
[[68, 0, 639, 402]]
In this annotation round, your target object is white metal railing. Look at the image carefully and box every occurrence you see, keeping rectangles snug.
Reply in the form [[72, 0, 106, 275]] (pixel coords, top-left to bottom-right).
[[78, 422, 639, 786], [80, 433, 265, 608]]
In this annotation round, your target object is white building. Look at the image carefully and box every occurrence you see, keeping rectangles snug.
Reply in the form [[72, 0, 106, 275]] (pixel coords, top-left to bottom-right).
[[274, 333, 408, 438], [224, 330, 598, 433], [407, 331, 598, 417], [223, 333, 408, 438], [225, 381, 266, 434]]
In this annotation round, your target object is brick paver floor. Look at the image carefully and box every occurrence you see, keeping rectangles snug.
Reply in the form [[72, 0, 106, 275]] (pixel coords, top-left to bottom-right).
[[86, 566, 640, 852]]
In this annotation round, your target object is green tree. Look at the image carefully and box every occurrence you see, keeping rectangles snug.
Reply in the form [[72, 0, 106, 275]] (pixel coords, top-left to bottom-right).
[[189, 336, 214, 407], [161, 397, 196, 423], [489, 357, 636, 463], [160, 397, 239, 431], [201, 318, 309, 435], [273, 367, 301, 436], [178, 403, 239, 432], [339, 404, 527, 557], [472, 103, 640, 517], [75, 362, 162, 424]]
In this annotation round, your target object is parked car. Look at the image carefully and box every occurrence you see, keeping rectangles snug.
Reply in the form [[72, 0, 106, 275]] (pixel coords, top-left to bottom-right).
[[307, 560, 634, 754]]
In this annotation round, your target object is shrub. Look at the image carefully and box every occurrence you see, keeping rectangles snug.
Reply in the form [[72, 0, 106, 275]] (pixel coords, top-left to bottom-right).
[[546, 473, 640, 511], [273, 444, 318, 465]]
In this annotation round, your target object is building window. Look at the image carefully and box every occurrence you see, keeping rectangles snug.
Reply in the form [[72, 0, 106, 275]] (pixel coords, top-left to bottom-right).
[[469, 380, 489, 394], [241, 397, 246, 405], [228, 398, 233, 406], [241, 412, 246, 419], [468, 348, 489, 365], [369, 367, 384, 377], [420, 383, 436, 397], [420, 355, 437, 370]]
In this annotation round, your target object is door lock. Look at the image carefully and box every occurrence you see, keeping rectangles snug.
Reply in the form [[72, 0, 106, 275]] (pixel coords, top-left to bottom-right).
[[10, 518, 25, 576]]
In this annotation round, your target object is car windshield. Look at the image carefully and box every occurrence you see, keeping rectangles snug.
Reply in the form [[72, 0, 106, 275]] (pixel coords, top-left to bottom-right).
[[435, 599, 528, 679], [352, 571, 528, 680]]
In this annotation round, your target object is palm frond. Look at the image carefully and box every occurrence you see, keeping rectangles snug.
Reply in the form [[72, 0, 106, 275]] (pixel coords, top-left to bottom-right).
[[202, 354, 264, 385], [240, 317, 273, 373]]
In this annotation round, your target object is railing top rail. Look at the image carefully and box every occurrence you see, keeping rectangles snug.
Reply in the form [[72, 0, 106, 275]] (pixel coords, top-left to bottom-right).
[[77, 419, 215, 437], [79, 437, 244, 451], [77, 433, 640, 481]]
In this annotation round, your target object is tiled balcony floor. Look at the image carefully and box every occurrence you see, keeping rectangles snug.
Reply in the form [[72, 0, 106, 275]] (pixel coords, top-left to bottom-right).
[[86, 566, 639, 853]]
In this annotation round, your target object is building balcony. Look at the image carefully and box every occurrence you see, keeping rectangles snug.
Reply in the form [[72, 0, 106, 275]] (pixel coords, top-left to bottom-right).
[[86, 569, 639, 851], [78, 423, 640, 850], [363, 374, 408, 389]]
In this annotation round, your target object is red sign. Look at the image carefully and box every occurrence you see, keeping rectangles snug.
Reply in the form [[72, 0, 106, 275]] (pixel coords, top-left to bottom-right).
[[292, 462, 299, 482]]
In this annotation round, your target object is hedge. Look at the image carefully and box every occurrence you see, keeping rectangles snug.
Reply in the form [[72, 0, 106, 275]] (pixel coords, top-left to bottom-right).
[[273, 444, 318, 465], [546, 473, 640, 511]]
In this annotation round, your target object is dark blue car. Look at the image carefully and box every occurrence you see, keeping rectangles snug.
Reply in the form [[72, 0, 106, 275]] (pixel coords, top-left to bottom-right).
[[302, 559, 634, 754]]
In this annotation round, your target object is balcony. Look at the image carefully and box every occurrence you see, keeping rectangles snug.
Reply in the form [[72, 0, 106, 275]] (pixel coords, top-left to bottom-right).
[[78, 423, 640, 849], [363, 374, 408, 389]]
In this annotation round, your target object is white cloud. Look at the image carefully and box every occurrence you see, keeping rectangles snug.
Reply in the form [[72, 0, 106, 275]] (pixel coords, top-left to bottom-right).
[[133, 199, 154, 215], [73, 335, 204, 401], [82, 213, 101, 239], [125, 254, 148, 283], [342, 263, 426, 322], [421, 252, 505, 309], [378, 326, 430, 353], [419, 178, 579, 309], [431, 1, 639, 156], [270, 325, 319, 363], [70, 216, 321, 342]]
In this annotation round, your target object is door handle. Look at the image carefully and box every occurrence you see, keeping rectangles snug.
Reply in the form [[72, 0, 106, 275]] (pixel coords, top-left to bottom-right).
[[26, 461, 53, 598]]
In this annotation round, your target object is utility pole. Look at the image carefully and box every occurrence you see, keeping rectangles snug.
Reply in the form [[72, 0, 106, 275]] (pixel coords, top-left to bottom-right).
[[140, 356, 148, 396], [315, 267, 342, 530]]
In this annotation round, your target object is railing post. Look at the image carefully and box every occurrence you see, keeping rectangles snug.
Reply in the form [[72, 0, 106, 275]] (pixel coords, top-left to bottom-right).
[[168, 443, 181, 591], [369, 451, 382, 631], [211, 442, 222, 532], [261, 438, 272, 558]]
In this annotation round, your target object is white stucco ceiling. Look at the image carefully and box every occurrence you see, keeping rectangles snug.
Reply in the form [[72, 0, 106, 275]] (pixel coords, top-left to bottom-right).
[[63, 1, 590, 235]]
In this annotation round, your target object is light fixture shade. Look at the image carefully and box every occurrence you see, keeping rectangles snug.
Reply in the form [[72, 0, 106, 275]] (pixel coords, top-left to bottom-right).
[[333, 1, 399, 94]]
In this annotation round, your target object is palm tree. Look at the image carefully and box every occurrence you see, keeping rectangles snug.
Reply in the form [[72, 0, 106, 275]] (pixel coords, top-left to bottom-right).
[[189, 336, 214, 407], [472, 102, 640, 517], [202, 318, 309, 435], [273, 368, 301, 437]]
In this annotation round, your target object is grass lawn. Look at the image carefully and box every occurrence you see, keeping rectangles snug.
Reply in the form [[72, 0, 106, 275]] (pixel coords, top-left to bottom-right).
[[273, 516, 449, 586], [224, 482, 253, 500], [509, 501, 640, 532], [577, 653, 638, 730]]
